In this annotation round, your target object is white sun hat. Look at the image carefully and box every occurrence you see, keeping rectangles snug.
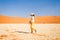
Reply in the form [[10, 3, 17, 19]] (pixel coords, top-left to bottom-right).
[[30, 13, 35, 16]]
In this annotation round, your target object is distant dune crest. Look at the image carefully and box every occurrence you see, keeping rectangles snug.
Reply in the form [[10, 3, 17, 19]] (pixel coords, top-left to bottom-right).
[[0, 15, 60, 24]]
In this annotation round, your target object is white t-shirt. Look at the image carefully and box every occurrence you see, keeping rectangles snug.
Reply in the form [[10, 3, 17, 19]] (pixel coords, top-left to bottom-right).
[[31, 16, 35, 22]]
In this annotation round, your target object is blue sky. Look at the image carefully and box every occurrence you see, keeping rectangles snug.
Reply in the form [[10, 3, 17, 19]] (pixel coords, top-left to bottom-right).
[[0, 0, 60, 17]]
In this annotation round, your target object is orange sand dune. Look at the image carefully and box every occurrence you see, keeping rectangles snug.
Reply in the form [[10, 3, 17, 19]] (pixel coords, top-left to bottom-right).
[[35, 16, 60, 24], [0, 15, 30, 24], [0, 15, 60, 24]]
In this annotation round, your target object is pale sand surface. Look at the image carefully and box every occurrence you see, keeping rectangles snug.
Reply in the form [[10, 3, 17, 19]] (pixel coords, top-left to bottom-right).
[[0, 24, 60, 40]]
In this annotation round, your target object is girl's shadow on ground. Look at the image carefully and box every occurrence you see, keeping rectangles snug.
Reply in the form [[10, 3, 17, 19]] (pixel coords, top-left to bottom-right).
[[16, 31, 30, 34], [15, 31, 46, 37]]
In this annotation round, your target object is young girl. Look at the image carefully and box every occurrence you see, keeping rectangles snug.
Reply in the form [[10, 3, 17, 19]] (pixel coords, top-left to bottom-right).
[[29, 13, 36, 33]]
